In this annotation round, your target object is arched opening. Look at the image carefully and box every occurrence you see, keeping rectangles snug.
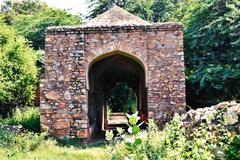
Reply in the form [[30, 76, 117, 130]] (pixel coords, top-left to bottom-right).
[[88, 52, 147, 138]]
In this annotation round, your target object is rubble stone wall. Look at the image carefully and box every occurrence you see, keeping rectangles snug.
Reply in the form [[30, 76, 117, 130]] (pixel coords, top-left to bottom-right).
[[181, 101, 240, 133], [41, 24, 185, 138]]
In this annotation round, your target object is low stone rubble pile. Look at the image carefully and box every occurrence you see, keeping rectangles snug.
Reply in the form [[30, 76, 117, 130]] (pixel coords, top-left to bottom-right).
[[0, 124, 28, 134], [181, 101, 240, 133]]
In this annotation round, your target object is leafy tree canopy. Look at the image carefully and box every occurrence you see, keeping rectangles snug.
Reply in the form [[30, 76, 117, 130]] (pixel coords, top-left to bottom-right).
[[0, 21, 38, 116], [0, 0, 81, 50], [87, 0, 154, 21], [88, 0, 189, 22], [185, 0, 240, 106]]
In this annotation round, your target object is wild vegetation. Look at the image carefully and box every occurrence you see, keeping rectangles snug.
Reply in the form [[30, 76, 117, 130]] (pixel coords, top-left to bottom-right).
[[105, 111, 238, 160], [0, 0, 239, 159], [1, 0, 81, 50], [0, 107, 239, 160], [105, 82, 137, 113], [0, 20, 37, 117], [0, 130, 106, 160], [0, 0, 81, 116], [0, 107, 107, 160], [0, 107, 40, 132]]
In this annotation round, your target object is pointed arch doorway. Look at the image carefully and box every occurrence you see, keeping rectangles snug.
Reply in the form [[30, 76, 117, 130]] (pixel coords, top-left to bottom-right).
[[88, 51, 147, 138]]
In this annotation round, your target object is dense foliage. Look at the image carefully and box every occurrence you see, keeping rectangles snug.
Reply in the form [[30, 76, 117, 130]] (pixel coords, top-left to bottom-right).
[[88, 0, 240, 107], [0, 0, 82, 116], [225, 134, 240, 160], [0, 128, 45, 158], [0, 107, 40, 132], [106, 111, 236, 160], [105, 83, 137, 113], [88, 0, 188, 22], [184, 0, 240, 106], [0, 21, 37, 116], [0, 107, 238, 160], [1, 0, 81, 50], [88, 0, 154, 21]]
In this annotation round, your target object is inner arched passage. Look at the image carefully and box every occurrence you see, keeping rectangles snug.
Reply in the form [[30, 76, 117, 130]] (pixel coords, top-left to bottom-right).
[[88, 52, 147, 138]]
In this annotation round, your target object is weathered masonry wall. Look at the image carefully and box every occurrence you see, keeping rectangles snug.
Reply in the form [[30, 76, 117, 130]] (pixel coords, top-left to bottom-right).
[[41, 24, 185, 139]]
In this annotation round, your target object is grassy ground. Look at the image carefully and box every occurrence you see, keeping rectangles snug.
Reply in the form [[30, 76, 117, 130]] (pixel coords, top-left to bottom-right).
[[0, 139, 108, 160], [0, 107, 108, 160]]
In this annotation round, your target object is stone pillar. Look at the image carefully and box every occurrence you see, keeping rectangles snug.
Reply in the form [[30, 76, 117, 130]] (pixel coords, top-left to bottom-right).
[[40, 30, 89, 139], [147, 30, 185, 126]]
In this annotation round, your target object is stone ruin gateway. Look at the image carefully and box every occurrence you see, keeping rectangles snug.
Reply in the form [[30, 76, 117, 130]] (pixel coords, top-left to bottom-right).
[[40, 6, 186, 139]]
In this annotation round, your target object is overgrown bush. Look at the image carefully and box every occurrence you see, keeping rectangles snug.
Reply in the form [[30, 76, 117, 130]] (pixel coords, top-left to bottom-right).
[[0, 107, 40, 132], [0, 128, 45, 158], [225, 134, 240, 160], [6, 131, 45, 158], [0, 129, 17, 148], [0, 21, 37, 117], [13, 132, 45, 152], [106, 111, 232, 160]]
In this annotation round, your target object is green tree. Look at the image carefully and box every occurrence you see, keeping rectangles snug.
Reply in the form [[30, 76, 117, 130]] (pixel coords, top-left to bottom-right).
[[0, 0, 47, 24], [105, 83, 137, 113], [152, 0, 176, 22], [185, 0, 240, 106], [88, 0, 189, 22], [0, 0, 47, 15], [87, 0, 130, 19], [0, 0, 81, 50], [88, 0, 153, 21], [12, 7, 81, 50], [1, 0, 81, 78], [128, 0, 153, 21], [0, 20, 37, 117]]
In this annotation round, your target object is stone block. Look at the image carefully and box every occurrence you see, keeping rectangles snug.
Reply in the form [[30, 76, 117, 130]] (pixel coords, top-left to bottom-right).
[[45, 91, 60, 101], [53, 120, 70, 130], [77, 129, 89, 139]]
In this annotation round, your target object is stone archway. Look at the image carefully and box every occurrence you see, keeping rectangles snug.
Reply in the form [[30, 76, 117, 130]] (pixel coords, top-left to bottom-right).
[[88, 51, 147, 138], [41, 6, 186, 139]]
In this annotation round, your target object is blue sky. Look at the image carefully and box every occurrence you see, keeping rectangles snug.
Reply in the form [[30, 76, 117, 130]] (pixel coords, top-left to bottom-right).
[[0, 0, 89, 17]]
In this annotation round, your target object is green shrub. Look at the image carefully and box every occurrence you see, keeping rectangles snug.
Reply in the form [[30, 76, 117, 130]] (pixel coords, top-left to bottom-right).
[[0, 127, 45, 158], [225, 134, 240, 160], [106, 112, 231, 160], [6, 132, 45, 158], [143, 115, 187, 160], [14, 132, 45, 152], [0, 22, 37, 117], [1, 107, 40, 132], [0, 129, 17, 148]]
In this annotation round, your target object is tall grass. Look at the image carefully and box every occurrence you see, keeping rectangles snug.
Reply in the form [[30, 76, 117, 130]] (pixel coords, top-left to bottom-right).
[[0, 107, 40, 132]]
